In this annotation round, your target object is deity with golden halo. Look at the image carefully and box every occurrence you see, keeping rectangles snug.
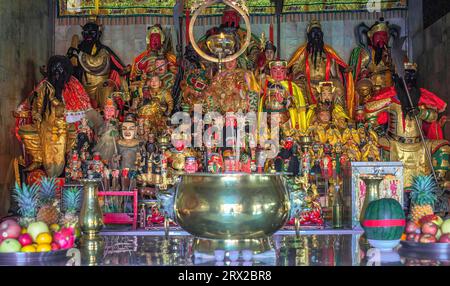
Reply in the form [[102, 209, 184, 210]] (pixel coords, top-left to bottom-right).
[[365, 63, 450, 187], [288, 20, 355, 117], [197, 6, 261, 70]]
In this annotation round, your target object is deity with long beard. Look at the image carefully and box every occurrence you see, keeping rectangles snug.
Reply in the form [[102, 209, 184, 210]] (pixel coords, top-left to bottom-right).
[[365, 63, 450, 187], [349, 18, 399, 95], [130, 24, 177, 82], [288, 20, 355, 117], [15, 56, 92, 177]]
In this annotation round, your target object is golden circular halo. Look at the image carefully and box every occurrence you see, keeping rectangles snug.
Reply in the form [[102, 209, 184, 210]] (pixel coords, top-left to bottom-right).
[[189, 0, 251, 63]]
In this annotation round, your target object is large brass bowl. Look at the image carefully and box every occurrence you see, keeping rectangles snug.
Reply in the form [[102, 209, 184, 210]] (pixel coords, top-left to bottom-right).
[[174, 173, 290, 240]]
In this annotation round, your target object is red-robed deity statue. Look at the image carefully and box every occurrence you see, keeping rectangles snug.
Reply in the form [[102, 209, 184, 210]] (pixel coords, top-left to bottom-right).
[[288, 20, 355, 118]]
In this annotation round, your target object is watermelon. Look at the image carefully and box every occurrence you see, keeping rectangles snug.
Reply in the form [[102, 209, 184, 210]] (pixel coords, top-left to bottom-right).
[[362, 198, 405, 240]]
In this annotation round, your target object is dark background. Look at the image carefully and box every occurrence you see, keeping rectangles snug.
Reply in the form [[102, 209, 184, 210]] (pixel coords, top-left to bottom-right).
[[423, 0, 450, 28]]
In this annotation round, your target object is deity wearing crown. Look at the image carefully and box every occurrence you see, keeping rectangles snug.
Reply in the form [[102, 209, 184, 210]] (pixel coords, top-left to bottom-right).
[[131, 24, 177, 82], [288, 20, 355, 117]]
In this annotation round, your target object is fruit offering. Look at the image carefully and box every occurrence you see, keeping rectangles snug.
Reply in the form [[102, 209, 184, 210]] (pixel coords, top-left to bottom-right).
[[0, 219, 77, 253], [404, 214, 450, 244]]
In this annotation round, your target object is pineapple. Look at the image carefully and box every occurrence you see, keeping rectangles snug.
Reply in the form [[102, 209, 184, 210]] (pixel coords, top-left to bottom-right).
[[13, 182, 39, 227], [36, 177, 60, 225], [409, 175, 438, 223], [62, 187, 82, 227]]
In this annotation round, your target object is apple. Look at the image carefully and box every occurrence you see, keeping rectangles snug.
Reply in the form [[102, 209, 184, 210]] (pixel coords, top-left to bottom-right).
[[18, 233, 33, 246], [0, 219, 22, 239], [419, 234, 437, 243], [439, 233, 450, 243], [0, 238, 22, 253], [405, 221, 420, 234], [419, 214, 443, 227], [441, 219, 450, 234], [27, 221, 49, 242], [421, 222, 438, 236], [406, 233, 417, 241]]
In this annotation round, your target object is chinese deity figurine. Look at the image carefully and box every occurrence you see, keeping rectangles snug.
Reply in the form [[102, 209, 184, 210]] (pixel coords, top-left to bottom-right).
[[197, 6, 260, 70], [87, 152, 105, 179], [16, 56, 92, 177], [131, 24, 176, 82], [255, 39, 277, 82], [361, 129, 381, 161], [204, 57, 260, 113], [365, 63, 450, 187], [180, 44, 211, 110], [65, 150, 83, 182], [137, 74, 174, 134], [349, 18, 400, 92], [259, 60, 307, 134], [93, 97, 120, 164], [274, 137, 300, 175], [67, 20, 128, 108], [288, 20, 355, 117], [154, 56, 175, 92], [117, 115, 142, 177], [306, 81, 351, 141]]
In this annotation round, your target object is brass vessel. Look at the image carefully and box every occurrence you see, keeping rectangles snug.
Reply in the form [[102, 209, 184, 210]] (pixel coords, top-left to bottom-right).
[[174, 173, 290, 240], [79, 179, 104, 236], [359, 175, 384, 223]]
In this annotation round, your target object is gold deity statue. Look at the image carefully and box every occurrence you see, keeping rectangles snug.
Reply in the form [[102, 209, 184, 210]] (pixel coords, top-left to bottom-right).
[[16, 56, 92, 177], [365, 63, 450, 187]]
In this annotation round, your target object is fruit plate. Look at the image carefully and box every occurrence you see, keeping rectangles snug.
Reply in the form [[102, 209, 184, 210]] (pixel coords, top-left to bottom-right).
[[399, 241, 450, 261], [0, 249, 73, 266]]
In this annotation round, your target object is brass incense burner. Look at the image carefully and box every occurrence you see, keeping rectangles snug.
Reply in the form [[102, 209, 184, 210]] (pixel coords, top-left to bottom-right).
[[169, 173, 290, 253]]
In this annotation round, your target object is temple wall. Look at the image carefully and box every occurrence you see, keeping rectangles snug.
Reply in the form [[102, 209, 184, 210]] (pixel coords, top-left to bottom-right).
[[0, 0, 54, 216], [54, 11, 407, 69], [413, 12, 450, 138]]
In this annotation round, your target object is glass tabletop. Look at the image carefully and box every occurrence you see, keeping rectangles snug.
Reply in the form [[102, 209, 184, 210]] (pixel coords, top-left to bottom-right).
[[84, 234, 450, 266], [1, 233, 448, 266]]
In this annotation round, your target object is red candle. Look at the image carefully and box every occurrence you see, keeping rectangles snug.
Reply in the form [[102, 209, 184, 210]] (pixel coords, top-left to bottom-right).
[[186, 9, 190, 44]]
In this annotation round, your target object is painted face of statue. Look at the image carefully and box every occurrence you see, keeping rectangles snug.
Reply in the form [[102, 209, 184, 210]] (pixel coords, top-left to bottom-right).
[[372, 31, 388, 49], [104, 105, 116, 120], [224, 58, 237, 70], [155, 59, 167, 75], [222, 9, 240, 28], [148, 76, 162, 90], [265, 49, 275, 62], [270, 66, 287, 81], [121, 122, 137, 140], [149, 33, 162, 51], [81, 22, 101, 43], [319, 86, 334, 107], [404, 69, 417, 88]]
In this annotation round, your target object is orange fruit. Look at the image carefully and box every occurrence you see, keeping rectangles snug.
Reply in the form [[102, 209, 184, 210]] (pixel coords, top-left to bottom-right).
[[50, 224, 60, 233], [36, 243, 51, 252], [21, 245, 36, 253], [36, 233, 52, 244]]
